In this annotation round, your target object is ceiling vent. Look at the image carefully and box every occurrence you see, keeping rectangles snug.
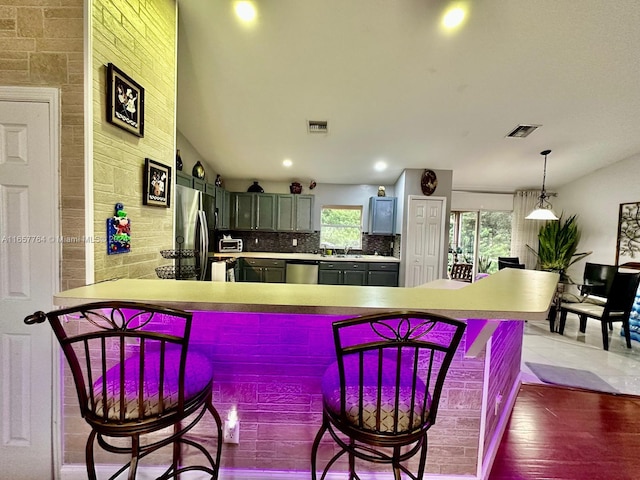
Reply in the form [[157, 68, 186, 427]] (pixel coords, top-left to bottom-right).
[[308, 120, 328, 134], [506, 124, 541, 138]]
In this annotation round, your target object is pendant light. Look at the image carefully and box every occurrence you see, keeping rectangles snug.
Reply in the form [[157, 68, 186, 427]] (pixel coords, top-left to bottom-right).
[[526, 149, 559, 221]]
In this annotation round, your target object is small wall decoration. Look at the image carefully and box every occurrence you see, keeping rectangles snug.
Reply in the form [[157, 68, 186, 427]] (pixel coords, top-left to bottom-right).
[[106, 63, 145, 137], [616, 201, 640, 268], [107, 203, 131, 255], [421, 169, 438, 196], [143, 158, 171, 207]]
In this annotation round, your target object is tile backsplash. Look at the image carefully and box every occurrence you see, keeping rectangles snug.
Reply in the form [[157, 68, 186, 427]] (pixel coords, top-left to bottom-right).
[[212, 230, 398, 257]]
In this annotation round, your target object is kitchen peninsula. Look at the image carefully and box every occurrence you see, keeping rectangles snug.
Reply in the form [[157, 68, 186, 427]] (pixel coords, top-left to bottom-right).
[[54, 269, 557, 479]]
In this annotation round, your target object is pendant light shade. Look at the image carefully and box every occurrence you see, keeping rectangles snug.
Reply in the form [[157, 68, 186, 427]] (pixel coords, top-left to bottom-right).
[[526, 149, 559, 221]]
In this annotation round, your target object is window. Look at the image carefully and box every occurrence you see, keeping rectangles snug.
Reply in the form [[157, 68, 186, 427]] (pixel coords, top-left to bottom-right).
[[320, 205, 363, 250], [449, 210, 512, 274]]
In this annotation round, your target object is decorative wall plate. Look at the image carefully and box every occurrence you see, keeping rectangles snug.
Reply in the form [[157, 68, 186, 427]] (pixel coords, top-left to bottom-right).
[[421, 169, 438, 195]]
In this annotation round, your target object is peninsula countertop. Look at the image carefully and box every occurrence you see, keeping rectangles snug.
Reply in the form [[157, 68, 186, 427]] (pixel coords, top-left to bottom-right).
[[53, 269, 558, 320]]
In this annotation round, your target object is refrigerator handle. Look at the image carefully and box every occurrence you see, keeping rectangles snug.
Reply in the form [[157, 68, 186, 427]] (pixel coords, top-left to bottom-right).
[[197, 210, 209, 281]]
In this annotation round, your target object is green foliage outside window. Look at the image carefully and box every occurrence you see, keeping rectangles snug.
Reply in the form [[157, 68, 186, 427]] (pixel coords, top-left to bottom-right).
[[320, 206, 362, 249]]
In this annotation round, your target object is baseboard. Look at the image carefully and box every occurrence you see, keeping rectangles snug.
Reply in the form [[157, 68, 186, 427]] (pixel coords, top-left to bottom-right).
[[61, 464, 477, 480]]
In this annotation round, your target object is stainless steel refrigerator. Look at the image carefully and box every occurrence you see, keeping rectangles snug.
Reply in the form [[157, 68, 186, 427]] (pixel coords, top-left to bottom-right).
[[175, 184, 210, 280]]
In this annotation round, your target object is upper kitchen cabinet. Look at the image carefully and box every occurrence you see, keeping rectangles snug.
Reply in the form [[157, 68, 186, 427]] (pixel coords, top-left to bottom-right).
[[276, 194, 315, 232], [368, 196, 397, 235], [176, 171, 192, 188], [232, 192, 277, 231], [215, 186, 231, 230]]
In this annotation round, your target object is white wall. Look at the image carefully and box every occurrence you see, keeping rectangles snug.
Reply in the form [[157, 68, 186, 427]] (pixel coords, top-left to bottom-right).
[[554, 152, 640, 279], [451, 191, 513, 211]]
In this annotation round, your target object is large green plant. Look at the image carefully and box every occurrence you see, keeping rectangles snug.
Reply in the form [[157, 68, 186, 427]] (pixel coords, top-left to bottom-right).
[[534, 214, 591, 279]]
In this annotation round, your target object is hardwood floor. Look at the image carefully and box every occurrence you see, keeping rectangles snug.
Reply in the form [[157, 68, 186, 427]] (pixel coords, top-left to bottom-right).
[[489, 383, 640, 480]]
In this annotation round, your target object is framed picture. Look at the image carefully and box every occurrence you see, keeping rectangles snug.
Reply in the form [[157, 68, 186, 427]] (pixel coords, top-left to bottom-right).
[[143, 158, 171, 208], [106, 63, 145, 137], [615, 201, 640, 268]]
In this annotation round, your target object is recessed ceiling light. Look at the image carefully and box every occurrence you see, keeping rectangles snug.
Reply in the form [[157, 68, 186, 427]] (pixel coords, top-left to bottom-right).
[[374, 161, 387, 172], [282, 159, 293, 168], [442, 4, 467, 29], [234, 1, 257, 23]]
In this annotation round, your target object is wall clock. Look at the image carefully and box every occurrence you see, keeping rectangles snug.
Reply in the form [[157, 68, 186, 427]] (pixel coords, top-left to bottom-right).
[[421, 169, 438, 196]]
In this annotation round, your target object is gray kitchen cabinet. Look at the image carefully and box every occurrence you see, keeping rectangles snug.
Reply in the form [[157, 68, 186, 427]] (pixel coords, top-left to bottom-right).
[[215, 187, 231, 230], [240, 258, 285, 283], [232, 193, 277, 231], [369, 196, 397, 235], [192, 177, 206, 192], [176, 171, 192, 187], [318, 261, 367, 286], [277, 194, 314, 232], [367, 262, 399, 287]]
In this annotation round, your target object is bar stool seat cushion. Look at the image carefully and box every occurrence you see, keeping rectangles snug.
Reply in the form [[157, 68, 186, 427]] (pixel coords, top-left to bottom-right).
[[321, 356, 431, 433], [92, 348, 213, 421]]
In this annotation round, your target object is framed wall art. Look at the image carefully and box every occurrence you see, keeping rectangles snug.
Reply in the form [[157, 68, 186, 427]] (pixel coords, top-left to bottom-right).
[[143, 158, 171, 208], [106, 63, 145, 137], [615, 201, 640, 268]]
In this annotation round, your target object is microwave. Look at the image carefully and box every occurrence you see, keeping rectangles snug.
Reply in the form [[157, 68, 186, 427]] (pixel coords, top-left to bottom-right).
[[219, 238, 243, 253]]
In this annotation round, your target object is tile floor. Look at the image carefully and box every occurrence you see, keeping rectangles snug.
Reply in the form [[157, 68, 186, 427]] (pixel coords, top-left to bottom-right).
[[521, 313, 640, 395]]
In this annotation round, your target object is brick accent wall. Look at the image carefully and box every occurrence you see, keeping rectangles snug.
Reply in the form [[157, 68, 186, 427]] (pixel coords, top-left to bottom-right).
[[0, 1, 86, 290], [92, 0, 176, 281]]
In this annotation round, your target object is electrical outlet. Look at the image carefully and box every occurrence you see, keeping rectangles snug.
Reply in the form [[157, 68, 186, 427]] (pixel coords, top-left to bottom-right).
[[494, 393, 503, 416], [293, 238, 298, 246], [223, 420, 240, 444]]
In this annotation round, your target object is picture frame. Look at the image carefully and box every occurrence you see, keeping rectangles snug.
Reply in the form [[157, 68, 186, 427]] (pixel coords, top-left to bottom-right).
[[615, 201, 640, 268], [106, 63, 145, 137], [143, 158, 171, 208]]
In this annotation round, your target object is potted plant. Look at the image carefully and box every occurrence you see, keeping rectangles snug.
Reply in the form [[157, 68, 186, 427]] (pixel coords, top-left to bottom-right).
[[529, 214, 592, 282]]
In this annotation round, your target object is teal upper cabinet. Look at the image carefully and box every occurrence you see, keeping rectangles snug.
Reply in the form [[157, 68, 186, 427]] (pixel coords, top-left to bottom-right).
[[277, 194, 314, 232], [368, 196, 397, 235], [232, 192, 277, 231]]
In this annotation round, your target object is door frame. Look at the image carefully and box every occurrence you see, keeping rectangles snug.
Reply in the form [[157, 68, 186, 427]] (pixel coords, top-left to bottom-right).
[[0, 86, 61, 478]]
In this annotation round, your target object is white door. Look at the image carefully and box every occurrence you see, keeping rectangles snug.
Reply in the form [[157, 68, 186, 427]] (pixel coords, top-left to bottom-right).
[[405, 196, 446, 287], [0, 90, 59, 478]]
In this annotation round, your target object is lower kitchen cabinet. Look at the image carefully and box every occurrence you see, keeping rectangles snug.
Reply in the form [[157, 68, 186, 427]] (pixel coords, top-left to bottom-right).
[[367, 262, 400, 287], [318, 261, 367, 286], [319, 260, 399, 286], [241, 258, 285, 283]]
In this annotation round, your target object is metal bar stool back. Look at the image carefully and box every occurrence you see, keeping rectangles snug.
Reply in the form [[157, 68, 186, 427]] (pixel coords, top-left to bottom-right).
[[25, 301, 222, 480], [311, 311, 466, 480]]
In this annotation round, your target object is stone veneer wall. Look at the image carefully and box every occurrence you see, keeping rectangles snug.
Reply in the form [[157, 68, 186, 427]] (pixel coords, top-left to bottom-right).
[[92, 0, 176, 281], [0, 1, 85, 290]]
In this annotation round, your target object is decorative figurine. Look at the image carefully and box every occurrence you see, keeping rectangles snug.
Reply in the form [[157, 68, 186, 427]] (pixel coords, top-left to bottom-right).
[[247, 181, 264, 193], [107, 203, 131, 255], [176, 149, 183, 171], [192, 161, 205, 180], [378, 186, 386, 197], [215, 174, 223, 187]]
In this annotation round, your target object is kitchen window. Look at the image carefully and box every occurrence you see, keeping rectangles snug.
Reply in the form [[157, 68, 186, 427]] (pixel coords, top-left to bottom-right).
[[320, 205, 363, 250]]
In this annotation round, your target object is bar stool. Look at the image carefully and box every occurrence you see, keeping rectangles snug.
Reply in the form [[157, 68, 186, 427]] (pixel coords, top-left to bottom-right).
[[25, 301, 222, 480], [311, 311, 466, 480]]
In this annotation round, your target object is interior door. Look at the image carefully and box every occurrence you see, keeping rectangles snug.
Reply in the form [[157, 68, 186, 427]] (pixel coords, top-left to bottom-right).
[[405, 196, 446, 287], [0, 92, 58, 478]]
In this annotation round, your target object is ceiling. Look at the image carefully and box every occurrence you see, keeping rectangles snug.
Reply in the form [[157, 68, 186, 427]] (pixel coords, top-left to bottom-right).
[[176, 0, 640, 192]]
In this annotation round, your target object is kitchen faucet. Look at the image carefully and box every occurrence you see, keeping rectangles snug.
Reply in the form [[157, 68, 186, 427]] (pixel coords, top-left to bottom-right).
[[344, 245, 350, 256]]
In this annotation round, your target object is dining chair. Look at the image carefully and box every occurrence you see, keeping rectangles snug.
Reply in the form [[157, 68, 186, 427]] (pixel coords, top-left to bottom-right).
[[498, 259, 525, 270], [449, 262, 473, 282], [24, 301, 223, 480], [579, 262, 618, 305], [310, 311, 466, 480], [498, 257, 521, 270], [559, 272, 640, 350]]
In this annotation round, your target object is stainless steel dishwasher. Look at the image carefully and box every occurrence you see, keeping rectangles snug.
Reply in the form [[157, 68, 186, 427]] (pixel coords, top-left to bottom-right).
[[286, 260, 319, 284]]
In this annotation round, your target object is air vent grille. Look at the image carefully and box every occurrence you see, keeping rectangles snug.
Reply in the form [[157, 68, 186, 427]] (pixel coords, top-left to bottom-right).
[[308, 120, 328, 134], [506, 124, 541, 138]]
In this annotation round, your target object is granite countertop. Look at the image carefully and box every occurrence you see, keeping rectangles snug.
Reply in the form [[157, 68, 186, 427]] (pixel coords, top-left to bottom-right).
[[210, 251, 400, 263]]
